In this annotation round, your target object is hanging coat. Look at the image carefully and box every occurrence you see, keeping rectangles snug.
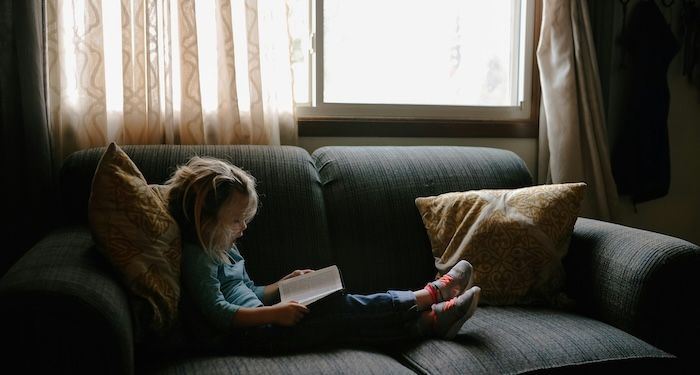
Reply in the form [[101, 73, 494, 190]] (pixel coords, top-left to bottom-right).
[[611, 1, 680, 204]]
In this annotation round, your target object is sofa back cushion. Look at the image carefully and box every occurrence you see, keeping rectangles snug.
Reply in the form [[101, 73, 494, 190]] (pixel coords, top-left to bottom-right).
[[312, 146, 533, 294], [61, 145, 332, 284]]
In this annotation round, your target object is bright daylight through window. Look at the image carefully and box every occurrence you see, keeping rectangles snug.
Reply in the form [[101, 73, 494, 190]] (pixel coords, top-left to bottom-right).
[[289, 0, 536, 121]]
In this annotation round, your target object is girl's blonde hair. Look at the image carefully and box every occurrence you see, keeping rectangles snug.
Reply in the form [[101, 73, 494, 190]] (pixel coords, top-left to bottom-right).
[[166, 156, 258, 263]]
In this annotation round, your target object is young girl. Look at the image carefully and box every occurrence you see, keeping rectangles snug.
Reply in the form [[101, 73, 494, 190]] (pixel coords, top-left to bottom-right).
[[166, 156, 481, 353]]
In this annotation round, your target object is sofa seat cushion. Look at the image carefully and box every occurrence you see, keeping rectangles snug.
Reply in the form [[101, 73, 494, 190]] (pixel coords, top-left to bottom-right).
[[400, 306, 675, 374], [141, 348, 415, 375]]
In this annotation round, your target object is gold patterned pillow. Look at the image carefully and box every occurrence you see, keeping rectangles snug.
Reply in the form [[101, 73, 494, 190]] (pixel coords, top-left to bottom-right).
[[415, 183, 586, 306], [88, 142, 181, 332]]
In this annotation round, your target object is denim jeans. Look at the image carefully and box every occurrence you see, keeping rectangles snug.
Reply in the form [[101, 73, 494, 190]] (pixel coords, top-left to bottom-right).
[[237, 290, 421, 354]]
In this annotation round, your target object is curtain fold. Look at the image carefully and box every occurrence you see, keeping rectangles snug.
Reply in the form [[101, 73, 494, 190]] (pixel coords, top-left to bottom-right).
[[536, 0, 618, 220], [46, 0, 297, 161], [0, 0, 55, 275]]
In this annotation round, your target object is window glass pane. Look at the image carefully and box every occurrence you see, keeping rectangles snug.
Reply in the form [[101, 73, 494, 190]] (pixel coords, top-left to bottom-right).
[[324, 0, 520, 106]]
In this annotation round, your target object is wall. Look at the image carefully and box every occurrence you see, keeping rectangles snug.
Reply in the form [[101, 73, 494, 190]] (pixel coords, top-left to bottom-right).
[[611, 57, 700, 245]]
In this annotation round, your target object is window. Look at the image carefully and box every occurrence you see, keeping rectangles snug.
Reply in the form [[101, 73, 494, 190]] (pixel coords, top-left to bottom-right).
[[288, 0, 541, 137]]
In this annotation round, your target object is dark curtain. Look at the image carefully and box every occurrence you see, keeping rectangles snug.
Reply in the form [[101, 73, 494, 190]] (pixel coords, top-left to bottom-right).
[[0, 0, 55, 276], [587, 0, 616, 117]]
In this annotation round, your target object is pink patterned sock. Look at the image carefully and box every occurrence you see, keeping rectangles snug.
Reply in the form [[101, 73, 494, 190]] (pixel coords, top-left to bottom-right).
[[422, 286, 481, 339], [424, 260, 474, 304]]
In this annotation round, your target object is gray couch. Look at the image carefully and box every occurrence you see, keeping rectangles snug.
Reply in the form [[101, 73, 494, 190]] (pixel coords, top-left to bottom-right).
[[1, 145, 698, 374]]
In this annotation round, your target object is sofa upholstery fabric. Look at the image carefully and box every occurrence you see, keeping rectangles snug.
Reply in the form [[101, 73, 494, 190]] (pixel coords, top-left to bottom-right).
[[566, 218, 700, 362], [400, 306, 675, 374], [1, 144, 697, 375], [142, 349, 415, 375], [0, 226, 134, 374]]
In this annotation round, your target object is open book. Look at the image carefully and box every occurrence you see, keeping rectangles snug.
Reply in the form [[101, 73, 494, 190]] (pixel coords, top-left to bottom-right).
[[279, 265, 344, 306]]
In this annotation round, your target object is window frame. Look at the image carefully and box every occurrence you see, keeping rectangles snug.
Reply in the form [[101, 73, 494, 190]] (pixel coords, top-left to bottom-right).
[[297, 0, 542, 138]]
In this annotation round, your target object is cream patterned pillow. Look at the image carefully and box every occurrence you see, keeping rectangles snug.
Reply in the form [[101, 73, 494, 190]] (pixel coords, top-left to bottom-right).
[[88, 142, 181, 332], [415, 183, 586, 306]]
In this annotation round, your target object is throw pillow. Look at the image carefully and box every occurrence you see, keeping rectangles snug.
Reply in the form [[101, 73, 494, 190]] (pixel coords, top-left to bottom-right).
[[415, 183, 586, 306], [88, 142, 181, 332]]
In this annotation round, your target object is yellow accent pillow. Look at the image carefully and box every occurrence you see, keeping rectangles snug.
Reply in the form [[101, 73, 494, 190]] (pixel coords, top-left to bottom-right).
[[415, 183, 586, 306], [88, 142, 181, 332]]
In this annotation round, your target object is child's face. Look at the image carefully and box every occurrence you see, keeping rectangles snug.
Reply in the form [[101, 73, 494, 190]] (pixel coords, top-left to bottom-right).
[[212, 193, 250, 250]]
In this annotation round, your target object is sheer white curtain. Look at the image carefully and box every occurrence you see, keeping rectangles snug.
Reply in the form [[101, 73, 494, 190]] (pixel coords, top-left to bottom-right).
[[46, 0, 296, 161], [536, 0, 618, 220]]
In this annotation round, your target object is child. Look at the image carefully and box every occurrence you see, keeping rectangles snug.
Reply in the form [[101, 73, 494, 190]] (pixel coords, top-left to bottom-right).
[[166, 156, 481, 353]]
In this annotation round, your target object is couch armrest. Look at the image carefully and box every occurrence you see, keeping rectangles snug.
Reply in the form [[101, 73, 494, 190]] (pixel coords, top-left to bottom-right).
[[566, 218, 700, 360], [0, 226, 134, 375]]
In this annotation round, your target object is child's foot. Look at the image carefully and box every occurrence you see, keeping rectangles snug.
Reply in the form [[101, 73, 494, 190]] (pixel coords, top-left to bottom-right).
[[424, 260, 474, 304], [424, 286, 481, 339]]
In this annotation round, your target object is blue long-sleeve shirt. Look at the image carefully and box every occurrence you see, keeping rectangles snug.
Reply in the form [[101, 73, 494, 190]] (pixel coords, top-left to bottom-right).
[[181, 242, 265, 330]]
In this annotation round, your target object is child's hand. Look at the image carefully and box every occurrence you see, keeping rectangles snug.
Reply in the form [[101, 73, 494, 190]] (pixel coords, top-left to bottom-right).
[[271, 301, 310, 326], [281, 269, 314, 281]]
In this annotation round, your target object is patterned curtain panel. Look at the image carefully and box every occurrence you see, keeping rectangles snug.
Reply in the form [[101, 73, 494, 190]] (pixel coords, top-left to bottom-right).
[[46, 0, 297, 161]]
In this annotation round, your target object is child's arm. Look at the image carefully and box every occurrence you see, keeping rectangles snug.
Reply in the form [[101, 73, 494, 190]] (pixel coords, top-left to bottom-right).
[[233, 302, 310, 327], [260, 269, 314, 305]]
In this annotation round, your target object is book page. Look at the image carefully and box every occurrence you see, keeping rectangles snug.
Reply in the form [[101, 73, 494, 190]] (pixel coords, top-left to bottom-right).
[[279, 265, 344, 305]]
